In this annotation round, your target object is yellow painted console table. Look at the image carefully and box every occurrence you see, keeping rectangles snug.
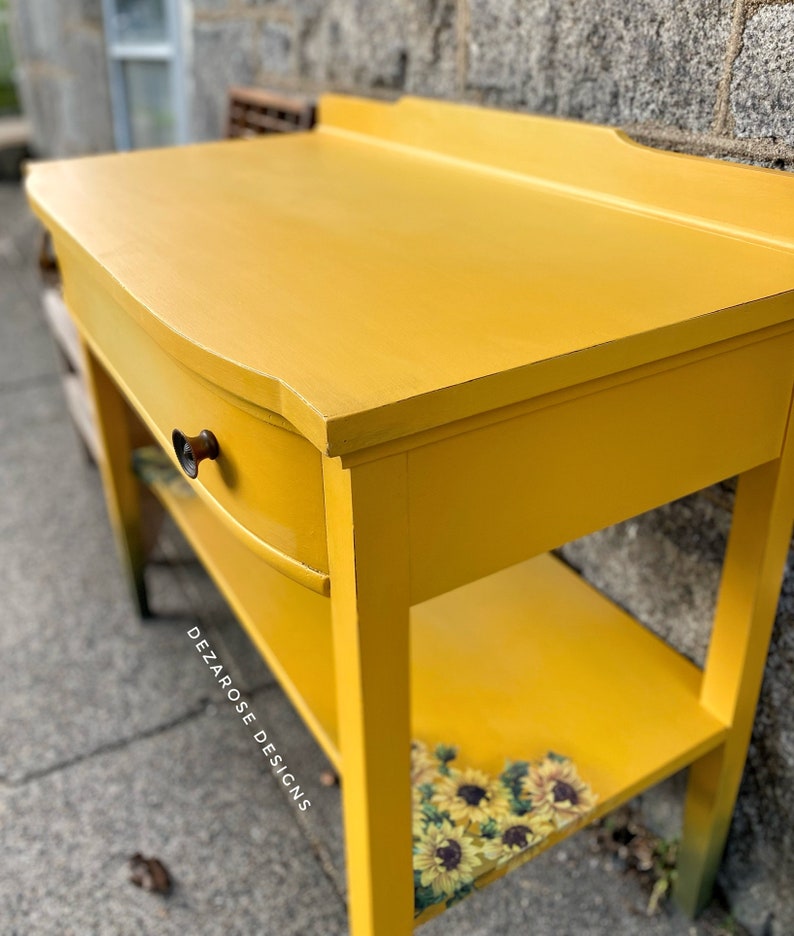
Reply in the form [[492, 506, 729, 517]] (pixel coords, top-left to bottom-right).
[[26, 95, 794, 934]]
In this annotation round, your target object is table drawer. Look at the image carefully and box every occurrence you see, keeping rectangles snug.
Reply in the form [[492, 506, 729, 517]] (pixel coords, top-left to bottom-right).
[[62, 260, 329, 589]]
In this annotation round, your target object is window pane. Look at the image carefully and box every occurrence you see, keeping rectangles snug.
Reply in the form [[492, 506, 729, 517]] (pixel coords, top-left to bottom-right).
[[112, 0, 168, 43], [122, 60, 174, 148]]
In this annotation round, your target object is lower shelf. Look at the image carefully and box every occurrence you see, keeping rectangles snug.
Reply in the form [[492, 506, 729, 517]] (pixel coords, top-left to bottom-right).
[[412, 553, 726, 809], [149, 471, 727, 918]]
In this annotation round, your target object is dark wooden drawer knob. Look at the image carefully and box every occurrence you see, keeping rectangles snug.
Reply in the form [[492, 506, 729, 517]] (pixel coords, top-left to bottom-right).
[[171, 428, 219, 479]]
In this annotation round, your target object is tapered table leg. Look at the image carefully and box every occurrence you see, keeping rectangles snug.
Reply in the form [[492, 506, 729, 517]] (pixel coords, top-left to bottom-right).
[[324, 454, 415, 936], [676, 414, 794, 915], [81, 342, 152, 618]]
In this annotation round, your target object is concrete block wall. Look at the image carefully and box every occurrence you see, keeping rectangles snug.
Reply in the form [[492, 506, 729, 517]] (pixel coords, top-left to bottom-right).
[[7, 1, 794, 933], [11, 1, 794, 169], [190, 0, 794, 173]]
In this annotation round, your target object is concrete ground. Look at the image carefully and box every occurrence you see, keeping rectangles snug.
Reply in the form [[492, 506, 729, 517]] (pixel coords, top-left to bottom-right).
[[0, 179, 746, 936]]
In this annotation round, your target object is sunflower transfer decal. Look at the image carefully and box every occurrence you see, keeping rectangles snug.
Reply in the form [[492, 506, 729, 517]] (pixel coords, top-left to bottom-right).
[[411, 742, 597, 916]]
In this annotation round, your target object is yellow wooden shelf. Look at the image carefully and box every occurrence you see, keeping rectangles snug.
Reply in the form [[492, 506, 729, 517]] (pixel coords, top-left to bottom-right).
[[152, 473, 726, 816], [411, 554, 727, 811]]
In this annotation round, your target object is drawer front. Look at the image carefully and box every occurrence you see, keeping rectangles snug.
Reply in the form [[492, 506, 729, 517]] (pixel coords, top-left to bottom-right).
[[62, 258, 329, 583]]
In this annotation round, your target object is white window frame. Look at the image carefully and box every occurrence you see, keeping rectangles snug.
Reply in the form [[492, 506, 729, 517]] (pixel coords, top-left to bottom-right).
[[102, 0, 189, 150]]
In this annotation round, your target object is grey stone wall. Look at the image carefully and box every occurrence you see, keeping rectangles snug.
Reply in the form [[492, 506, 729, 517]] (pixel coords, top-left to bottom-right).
[[8, 0, 113, 156], [13, 0, 794, 172], [7, 1, 794, 932], [190, 0, 794, 172]]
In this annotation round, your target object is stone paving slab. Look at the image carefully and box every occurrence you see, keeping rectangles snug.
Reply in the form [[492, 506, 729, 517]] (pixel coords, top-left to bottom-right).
[[0, 179, 62, 388], [0, 701, 348, 936], [246, 683, 347, 898], [0, 273, 60, 390], [0, 179, 43, 268], [0, 383, 221, 783]]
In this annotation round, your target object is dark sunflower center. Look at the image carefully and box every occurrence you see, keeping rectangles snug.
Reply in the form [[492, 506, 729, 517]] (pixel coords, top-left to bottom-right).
[[553, 780, 579, 804], [436, 840, 462, 871], [502, 825, 531, 849], [457, 784, 488, 806]]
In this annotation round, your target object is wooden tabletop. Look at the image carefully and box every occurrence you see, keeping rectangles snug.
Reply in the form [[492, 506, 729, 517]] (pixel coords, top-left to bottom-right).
[[26, 95, 794, 455]]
